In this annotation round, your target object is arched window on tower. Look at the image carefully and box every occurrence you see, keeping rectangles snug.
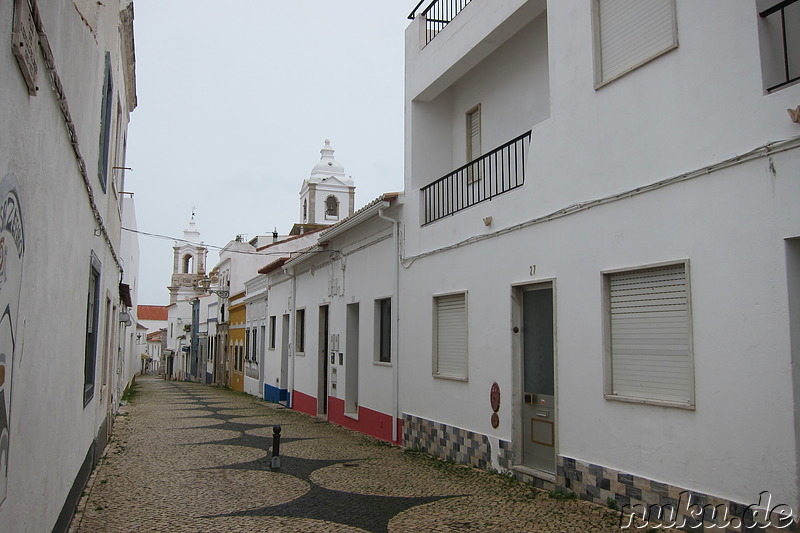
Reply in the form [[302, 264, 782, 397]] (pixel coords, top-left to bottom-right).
[[325, 196, 339, 218], [183, 254, 194, 274], [303, 199, 308, 222]]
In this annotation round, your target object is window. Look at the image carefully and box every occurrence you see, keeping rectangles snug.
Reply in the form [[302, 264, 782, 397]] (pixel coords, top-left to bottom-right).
[[245, 328, 250, 361], [296, 309, 306, 353], [83, 254, 101, 406], [98, 52, 114, 192], [232, 344, 244, 372], [303, 199, 308, 222], [375, 298, 391, 363], [325, 196, 339, 218], [466, 105, 481, 184], [433, 293, 468, 380], [758, 0, 800, 92], [252, 327, 257, 363], [112, 100, 125, 207], [593, 0, 677, 87], [604, 262, 694, 407], [269, 316, 276, 349], [466, 105, 481, 162]]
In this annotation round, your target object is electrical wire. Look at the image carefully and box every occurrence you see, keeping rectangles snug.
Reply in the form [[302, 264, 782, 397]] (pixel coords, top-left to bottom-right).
[[121, 227, 335, 256]]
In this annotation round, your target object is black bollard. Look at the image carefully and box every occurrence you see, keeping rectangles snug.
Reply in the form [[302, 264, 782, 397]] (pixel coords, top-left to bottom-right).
[[270, 425, 281, 470]]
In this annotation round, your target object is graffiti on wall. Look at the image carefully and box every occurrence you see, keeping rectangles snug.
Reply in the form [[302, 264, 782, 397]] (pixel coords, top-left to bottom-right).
[[0, 173, 24, 507]]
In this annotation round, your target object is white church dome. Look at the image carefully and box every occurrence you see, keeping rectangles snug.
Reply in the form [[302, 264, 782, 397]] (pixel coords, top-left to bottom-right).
[[309, 139, 347, 182]]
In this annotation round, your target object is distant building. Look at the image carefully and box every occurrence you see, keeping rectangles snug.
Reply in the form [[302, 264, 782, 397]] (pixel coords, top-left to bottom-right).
[[167, 216, 208, 305], [296, 139, 356, 234], [203, 141, 358, 395], [138, 305, 168, 374]]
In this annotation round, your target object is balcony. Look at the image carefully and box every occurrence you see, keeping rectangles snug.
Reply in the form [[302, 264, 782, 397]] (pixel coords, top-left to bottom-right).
[[408, 0, 473, 46], [421, 131, 531, 225]]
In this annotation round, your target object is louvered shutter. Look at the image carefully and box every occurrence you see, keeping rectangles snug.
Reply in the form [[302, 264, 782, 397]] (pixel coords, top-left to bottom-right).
[[435, 293, 468, 379], [596, 0, 677, 84], [467, 107, 481, 161], [609, 263, 692, 404]]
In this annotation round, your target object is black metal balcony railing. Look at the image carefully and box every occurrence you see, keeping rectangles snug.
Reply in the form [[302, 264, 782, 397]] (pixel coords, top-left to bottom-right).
[[408, 0, 473, 46], [760, 0, 800, 91], [421, 131, 532, 225]]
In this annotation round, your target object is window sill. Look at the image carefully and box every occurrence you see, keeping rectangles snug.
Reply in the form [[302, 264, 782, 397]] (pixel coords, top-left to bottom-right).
[[433, 373, 468, 382], [373, 361, 392, 367], [604, 394, 694, 410]]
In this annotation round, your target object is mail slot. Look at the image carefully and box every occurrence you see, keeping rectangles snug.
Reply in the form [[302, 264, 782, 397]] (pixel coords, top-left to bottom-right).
[[536, 410, 549, 418]]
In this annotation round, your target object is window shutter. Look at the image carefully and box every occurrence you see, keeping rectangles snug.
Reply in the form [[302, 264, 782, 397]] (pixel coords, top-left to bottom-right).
[[436, 294, 467, 379], [467, 107, 481, 161], [597, 0, 677, 83], [609, 264, 691, 404]]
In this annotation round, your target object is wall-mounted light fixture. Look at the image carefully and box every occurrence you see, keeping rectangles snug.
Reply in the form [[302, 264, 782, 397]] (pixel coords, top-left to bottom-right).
[[199, 275, 229, 299]]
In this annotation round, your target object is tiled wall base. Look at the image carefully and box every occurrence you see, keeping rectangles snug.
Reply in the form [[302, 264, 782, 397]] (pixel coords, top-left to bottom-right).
[[402, 414, 491, 470], [401, 415, 796, 532], [559, 456, 798, 533]]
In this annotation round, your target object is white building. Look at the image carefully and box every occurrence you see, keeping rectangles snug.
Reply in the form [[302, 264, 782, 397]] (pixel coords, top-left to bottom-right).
[[163, 218, 208, 380], [263, 193, 403, 443], [119, 194, 142, 391], [168, 216, 207, 305], [138, 305, 168, 374], [400, 0, 799, 529], [0, 0, 138, 530], [205, 141, 359, 395]]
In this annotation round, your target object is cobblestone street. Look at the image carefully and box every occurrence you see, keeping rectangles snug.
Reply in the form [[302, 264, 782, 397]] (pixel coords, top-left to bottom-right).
[[69, 376, 656, 532]]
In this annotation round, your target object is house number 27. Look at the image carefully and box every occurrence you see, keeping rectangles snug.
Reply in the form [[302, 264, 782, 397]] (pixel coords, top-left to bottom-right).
[[529, 265, 536, 276]]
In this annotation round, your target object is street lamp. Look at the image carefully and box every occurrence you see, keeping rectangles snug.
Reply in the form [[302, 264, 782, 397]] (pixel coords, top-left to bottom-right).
[[199, 275, 229, 299]]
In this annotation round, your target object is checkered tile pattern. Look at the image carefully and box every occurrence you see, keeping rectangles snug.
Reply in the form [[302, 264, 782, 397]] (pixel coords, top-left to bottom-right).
[[402, 414, 491, 470], [558, 456, 798, 533], [400, 415, 797, 533]]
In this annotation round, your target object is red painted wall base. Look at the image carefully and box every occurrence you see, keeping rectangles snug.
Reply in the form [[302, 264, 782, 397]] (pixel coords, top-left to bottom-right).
[[292, 389, 317, 417], [328, 397, 402, 445]]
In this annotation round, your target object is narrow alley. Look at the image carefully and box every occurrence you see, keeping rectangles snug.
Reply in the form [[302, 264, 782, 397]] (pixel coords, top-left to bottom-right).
[[69, 376, 644, 533]]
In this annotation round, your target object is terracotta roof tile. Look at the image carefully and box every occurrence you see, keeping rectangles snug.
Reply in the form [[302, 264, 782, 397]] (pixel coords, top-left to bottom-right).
[[137, 305, 168, 321]]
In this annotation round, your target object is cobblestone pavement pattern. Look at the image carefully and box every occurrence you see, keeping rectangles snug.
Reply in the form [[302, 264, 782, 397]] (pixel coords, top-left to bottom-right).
[[70, 376, 671, 532]]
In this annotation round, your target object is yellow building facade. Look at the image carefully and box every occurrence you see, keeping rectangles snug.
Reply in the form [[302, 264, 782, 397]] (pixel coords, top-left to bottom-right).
[[227, 293, 246, 392]]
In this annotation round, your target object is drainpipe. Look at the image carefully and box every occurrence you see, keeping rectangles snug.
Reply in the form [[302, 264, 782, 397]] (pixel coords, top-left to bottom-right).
[[378, 207, 400, 443], [283, 265, 297, 409]]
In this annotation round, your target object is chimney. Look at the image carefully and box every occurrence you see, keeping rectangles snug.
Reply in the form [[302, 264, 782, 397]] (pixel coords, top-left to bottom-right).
[[272, 227, 279, 243]]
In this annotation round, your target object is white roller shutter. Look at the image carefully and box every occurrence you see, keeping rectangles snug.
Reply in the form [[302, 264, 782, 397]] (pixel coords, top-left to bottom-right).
[[609, 263, 692, 405], [596, 0, 677, 85], [435, 293, 468, 379]]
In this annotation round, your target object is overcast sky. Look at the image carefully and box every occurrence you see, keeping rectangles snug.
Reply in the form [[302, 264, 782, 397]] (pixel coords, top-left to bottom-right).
[[127, 2, 413, 305]]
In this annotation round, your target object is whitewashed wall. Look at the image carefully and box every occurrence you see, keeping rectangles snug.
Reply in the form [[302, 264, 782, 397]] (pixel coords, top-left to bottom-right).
[[404, 0, 800, 511], [0, 1, 136, 530]]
